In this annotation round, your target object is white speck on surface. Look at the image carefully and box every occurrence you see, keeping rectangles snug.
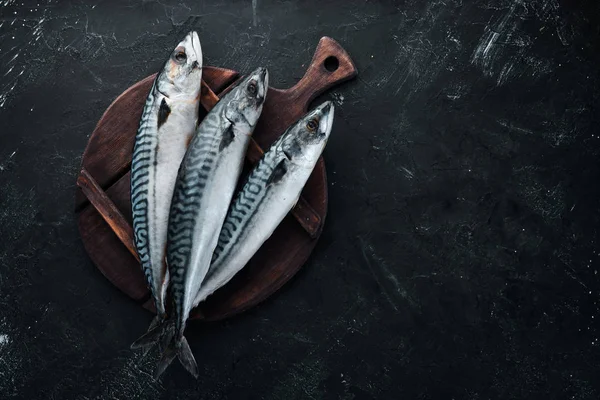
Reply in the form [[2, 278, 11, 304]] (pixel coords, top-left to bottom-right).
[[471, 0, 562, 85], [471, 1, 517, 74], [0, 150, 17, 172], [4, 66, 15, 77], [400, 166, 414, 179], [497, 62, 514, 86], [0, 316, 26, 396], [331, 92, 344, 106]]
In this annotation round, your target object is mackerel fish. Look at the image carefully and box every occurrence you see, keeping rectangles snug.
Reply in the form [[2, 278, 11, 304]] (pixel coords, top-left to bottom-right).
[[157, 67, 269, 378], [130, 31, 202, 347], [193, 101, 334, 307]]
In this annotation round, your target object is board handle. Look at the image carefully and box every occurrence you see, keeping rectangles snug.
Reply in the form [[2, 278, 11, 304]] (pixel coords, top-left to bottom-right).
[[77, 168, 139, 262], [289, 36, 358, 110]]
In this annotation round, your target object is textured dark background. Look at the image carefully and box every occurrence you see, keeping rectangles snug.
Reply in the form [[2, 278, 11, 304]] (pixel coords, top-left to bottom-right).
[[1, 0, 599, 399]]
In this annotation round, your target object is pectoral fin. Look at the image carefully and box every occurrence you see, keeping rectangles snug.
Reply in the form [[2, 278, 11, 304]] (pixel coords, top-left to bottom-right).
[[219, 124, 235, 151], [158, 98, 171, 128], [267, 159, 288, 185]]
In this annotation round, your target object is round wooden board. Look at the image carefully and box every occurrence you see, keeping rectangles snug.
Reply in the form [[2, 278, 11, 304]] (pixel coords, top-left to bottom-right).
[[76, 37, 357, 321]]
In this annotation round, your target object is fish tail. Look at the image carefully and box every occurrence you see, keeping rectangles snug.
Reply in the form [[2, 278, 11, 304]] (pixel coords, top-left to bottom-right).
[[177, 336, 199, 377], [155, 330, 199, 379], [130, 314, 166, 351]]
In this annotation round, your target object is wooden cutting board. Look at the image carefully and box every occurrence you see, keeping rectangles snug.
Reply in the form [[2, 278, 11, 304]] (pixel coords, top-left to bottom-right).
[[75, 37, 357, 321]]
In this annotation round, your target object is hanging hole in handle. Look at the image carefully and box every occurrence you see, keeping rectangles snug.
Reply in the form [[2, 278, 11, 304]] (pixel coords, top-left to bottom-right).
[[324, 56, 339, 72]]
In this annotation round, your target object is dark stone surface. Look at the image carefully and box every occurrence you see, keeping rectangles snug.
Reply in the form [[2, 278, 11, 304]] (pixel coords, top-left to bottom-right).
[[1, 0, 599, 398]]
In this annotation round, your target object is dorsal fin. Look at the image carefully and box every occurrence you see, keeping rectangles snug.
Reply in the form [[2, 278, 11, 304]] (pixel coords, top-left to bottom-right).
[[267, 159, 288, 185], [158, 98, 171, 128]]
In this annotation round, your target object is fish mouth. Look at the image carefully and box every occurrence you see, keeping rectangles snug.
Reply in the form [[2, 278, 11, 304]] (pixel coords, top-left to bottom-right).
[[258, 67, 268, 86], [317, 101, 335, 136], [254, 67, 269, 104], [261, 68, 269, 96], [248, 66, 269, 91], [189, 31, 202, 67]]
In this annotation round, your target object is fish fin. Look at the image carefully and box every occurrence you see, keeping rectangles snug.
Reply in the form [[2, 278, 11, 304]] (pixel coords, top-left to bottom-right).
[[148, 314, 161, 330], [267, 159, 288, 185], [158, 322, 175, 354], [158, 98, 171, 128], [177, 336, 199, 378], [154, 333, 198, 379], [154, 341, 178, 379], [219, 124, 235, 151], [130, 316, 164, 350]]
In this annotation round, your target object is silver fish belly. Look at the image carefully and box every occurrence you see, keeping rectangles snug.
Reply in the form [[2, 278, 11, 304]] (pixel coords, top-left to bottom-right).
[[131, 31, 202, 320], [193, 101, 335, 305], [157, 67, 269, 378]]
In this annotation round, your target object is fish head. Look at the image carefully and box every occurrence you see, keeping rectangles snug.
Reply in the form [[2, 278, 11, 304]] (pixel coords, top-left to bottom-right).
[[280, 101, 335, 168], [224, 67, 269, 129], [157, 31, 203, 99]]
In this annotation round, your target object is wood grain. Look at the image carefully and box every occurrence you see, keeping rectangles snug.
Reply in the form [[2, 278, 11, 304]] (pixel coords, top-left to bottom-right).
[[77, 168, 139, 261], [76, 36, 357, 321]]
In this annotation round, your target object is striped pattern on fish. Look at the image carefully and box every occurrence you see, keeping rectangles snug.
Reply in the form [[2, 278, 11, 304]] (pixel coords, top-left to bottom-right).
[[193, 101, 335, 306], [167, 106, 231, 315], [155, 67, 269, 379], [131, 84, 160, 296], [209, 142, 284, 266]]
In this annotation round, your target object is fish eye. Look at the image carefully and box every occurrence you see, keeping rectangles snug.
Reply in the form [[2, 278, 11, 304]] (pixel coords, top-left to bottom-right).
[[306, 118, 319, 132], [247, 81, 258, 95], [174, 51, 187, 63]]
